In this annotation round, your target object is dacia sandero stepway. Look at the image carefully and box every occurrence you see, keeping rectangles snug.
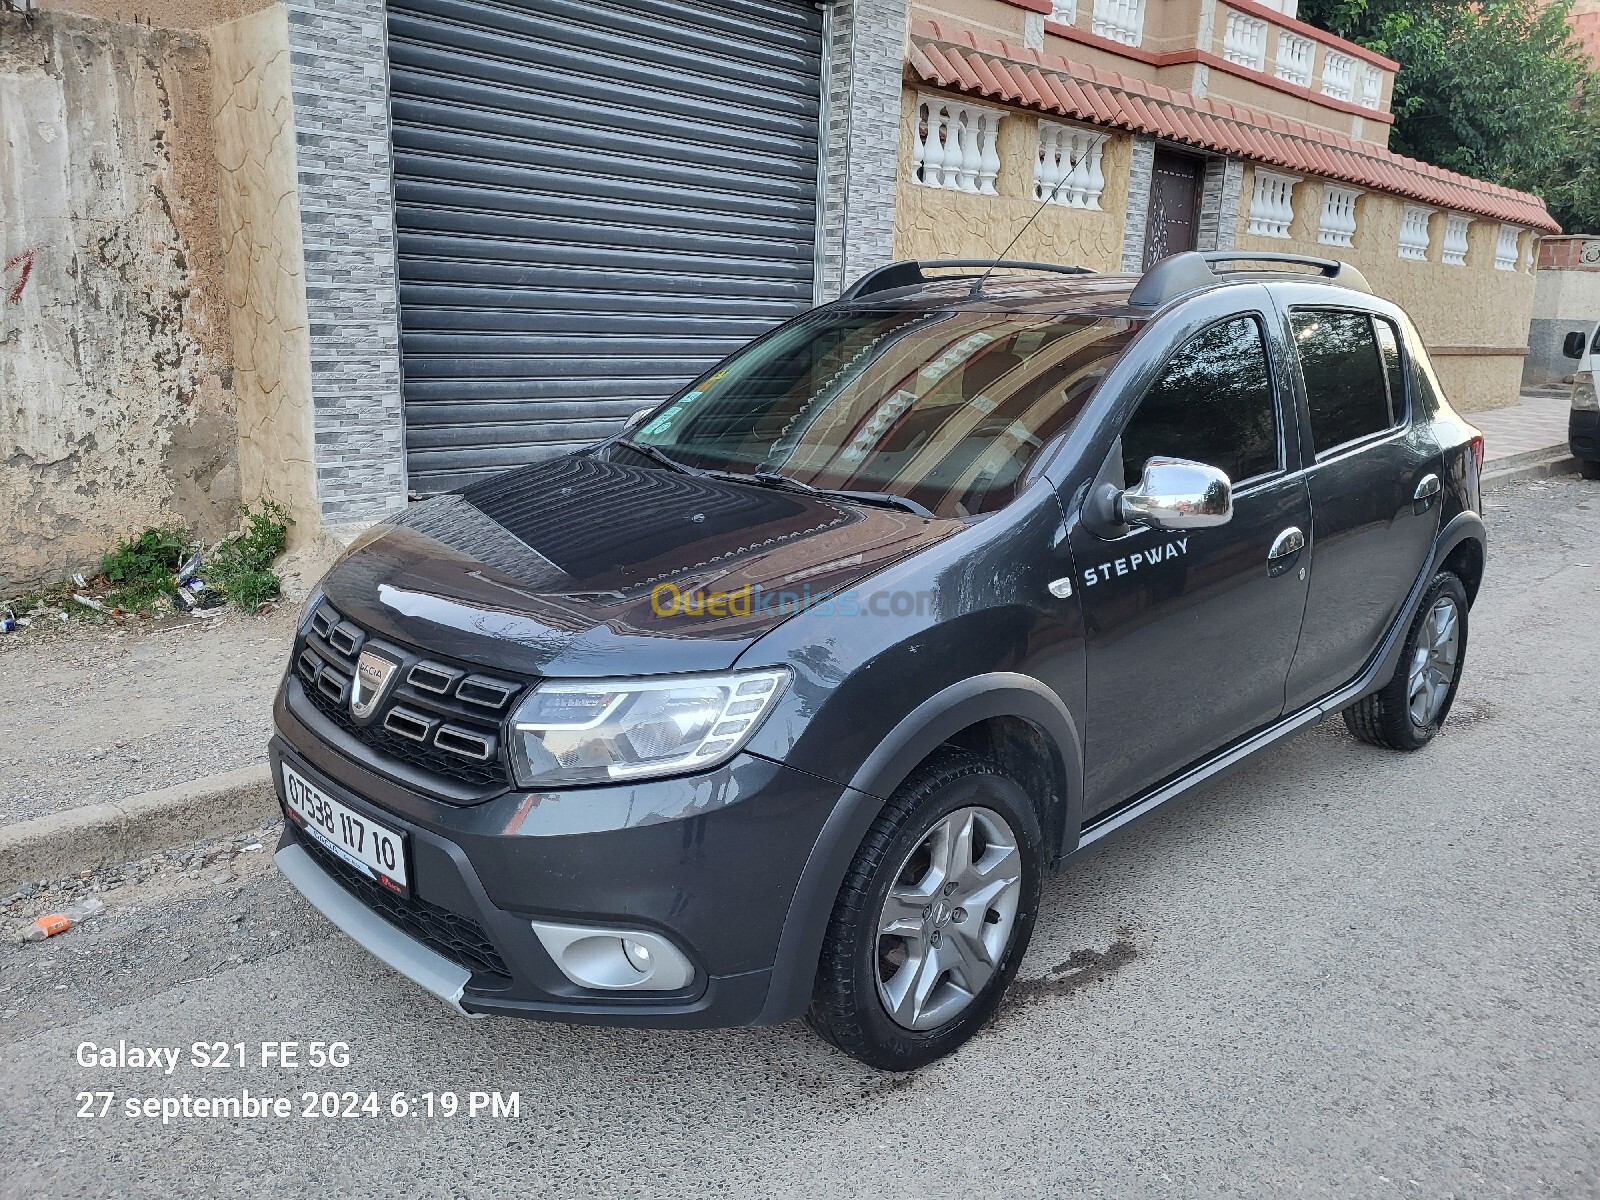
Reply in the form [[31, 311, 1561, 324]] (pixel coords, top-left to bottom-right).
[[273, 252, 1486, 1069]]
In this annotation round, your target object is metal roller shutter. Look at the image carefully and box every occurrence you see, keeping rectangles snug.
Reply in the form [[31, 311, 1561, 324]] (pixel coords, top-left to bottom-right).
[[386, 0, 825, 494]]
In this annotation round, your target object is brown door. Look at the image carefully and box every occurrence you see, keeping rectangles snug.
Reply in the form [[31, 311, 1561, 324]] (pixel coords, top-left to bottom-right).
[[1143, 151, 1204, 269]]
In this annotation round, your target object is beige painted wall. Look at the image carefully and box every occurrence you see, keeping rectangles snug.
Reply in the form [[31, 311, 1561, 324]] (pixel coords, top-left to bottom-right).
[[210, 4, 318, 542], [1, 11, 239, 592], [1234, 167, 1536, 412], [894, 91, 1131, 272]]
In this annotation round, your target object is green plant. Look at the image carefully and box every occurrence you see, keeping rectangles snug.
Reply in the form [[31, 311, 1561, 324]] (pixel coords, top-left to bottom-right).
[[101, 524, 192, 611], [208, 499, 294, 611]]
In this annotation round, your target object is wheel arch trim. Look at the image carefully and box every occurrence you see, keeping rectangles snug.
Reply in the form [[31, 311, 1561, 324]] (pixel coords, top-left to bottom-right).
[[752, 672, 1082, 1025]]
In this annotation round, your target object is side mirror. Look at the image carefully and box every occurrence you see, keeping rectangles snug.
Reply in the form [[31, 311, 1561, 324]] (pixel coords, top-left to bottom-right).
[[1118, 457, 1233, 530], [622, 407, 652, 432], [1563, 330, 1588, 360]]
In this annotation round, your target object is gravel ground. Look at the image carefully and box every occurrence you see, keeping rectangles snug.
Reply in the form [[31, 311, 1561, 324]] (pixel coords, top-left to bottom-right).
[[0, 606, 297, 824]]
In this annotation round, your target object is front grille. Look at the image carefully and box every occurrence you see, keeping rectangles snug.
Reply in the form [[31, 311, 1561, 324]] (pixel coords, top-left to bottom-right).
[[294, 822, 511, 982], [295, 602, 522, 790]]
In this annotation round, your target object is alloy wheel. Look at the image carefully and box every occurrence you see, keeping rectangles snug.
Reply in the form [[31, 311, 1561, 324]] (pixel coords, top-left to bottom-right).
[[874, 805, 1023, 1031], [1407, 594, 1460, 728]]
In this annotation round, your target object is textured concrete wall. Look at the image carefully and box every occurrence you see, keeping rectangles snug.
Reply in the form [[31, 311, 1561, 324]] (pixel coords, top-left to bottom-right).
[[1234, 167, 1536, 412], [1525, 267, 1600, 387], [895, 92, 1131, 271], [210, 4, 318, 537], [283, 0, 407, 527], [1, 12, 238, 592], [820, 0, 909, 299]]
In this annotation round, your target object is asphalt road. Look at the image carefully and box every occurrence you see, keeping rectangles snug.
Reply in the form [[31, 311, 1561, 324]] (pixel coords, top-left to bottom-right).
[[3, 476, 1597, 1198]]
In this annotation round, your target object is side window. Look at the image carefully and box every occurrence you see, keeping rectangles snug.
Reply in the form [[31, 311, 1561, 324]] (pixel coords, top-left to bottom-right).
[[1291, 309, 1400, 454], [1372, 318, 1407, 424], [1120, 315, 1280, 487]]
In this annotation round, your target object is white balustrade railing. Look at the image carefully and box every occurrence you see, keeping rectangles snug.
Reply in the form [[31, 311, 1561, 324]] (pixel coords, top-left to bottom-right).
[[1442, 214, 1472, 265], [1274, 31, 1314, 86], [1035, 123, 1107, 209], [1321, 51, 1355, 101], [1398, 205, 1433, 260], [1248, 170, 1298, 238], [913, 94, 1003, 195], [1222, 10, 1269, 71], [1092, 0, 1146, 45], [1317, 184, 1359, 247], [1049, 0, 1077, 23], [1495, 224, 1521, 271], [1358, 66, 1383, 109]]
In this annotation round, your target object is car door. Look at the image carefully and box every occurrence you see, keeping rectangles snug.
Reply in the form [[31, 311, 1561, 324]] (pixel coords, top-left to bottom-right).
[[1278, 301, 1443, 711], [1069, 302, 1312, 816]]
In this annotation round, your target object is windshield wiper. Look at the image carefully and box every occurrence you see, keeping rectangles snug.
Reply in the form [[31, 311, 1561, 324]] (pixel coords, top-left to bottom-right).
[[747, 470, 936, 519], [614, 437, 707, 477]]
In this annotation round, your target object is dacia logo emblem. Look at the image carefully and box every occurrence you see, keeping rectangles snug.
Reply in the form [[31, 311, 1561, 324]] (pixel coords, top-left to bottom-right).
[[351, 650, 400, 720]]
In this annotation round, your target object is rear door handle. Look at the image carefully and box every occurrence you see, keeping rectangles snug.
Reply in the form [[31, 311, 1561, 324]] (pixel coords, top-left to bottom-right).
[[1414, 473, 1442, 514], [1267, 526, 1304, 577]]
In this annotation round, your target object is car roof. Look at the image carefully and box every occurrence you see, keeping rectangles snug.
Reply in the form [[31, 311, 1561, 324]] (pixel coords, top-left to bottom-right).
[[835, 252, 1376, 319]]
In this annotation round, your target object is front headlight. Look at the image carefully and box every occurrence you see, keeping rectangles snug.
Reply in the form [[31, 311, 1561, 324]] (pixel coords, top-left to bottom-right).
[[1573, 371, 1598, 412], [508, 668, 790, 788]]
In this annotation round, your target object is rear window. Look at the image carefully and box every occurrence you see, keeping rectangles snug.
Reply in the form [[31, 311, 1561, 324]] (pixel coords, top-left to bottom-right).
[[633, 308, 1138, 518], [1291, 309, 1404, 454]]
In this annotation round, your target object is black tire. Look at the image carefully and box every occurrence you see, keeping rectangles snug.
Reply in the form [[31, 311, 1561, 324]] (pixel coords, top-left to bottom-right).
[[806, 749, 1043, 1071], [1579, 458, 1600, 480], [1343, 570, 1469, 751]]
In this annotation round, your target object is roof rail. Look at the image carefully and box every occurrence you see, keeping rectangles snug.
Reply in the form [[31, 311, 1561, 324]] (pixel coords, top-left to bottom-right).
[[1127, 251, 1371, 308], [839, 258, 1095, 302]]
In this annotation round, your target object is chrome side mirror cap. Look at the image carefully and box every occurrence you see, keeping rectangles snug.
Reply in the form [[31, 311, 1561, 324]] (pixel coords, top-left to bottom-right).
[[1118, 457, 1233, 530]]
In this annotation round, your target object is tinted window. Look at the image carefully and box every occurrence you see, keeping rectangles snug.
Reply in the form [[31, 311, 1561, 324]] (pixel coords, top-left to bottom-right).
[[1372, 318, 1407, 423], [632, 309, 1137, 518], [1120, 316, 1279, 487], [1291, 310, 1397, 453]]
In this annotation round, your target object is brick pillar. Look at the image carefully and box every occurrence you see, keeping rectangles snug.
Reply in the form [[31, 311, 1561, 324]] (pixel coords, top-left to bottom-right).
[[284, 0, 408, 527], [1119, 137, 1157, 272], [818, 0, 907, 299]]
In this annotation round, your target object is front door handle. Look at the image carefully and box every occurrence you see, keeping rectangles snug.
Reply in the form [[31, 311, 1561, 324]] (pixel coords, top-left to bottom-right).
[[1267, 526, 1304, 577], [1414, 473, 1442, 514]]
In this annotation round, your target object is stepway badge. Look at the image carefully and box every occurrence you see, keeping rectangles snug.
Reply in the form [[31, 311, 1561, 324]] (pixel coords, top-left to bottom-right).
[[1083, 537, 1189, 587]]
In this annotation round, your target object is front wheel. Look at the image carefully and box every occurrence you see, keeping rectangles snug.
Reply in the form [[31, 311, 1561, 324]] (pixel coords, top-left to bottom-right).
[[1579, 458, 1600, 480], [806, 750, 1042, 1070], [1343, 570, 1469, 751]]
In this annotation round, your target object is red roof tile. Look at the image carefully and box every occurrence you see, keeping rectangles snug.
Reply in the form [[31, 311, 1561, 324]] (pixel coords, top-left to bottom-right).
[[907, 20, 1560, 233]]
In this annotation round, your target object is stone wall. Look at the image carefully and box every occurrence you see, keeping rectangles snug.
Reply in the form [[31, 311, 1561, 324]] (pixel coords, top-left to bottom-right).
[[1, 11, 238, 592]]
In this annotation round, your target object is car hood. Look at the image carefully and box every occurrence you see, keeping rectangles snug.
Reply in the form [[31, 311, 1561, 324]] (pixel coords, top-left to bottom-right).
[[320, 454, 960, 677]]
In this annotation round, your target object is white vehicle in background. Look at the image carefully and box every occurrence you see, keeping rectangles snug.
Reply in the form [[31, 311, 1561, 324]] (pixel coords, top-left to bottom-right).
[[1563, 322, 1600, 479]]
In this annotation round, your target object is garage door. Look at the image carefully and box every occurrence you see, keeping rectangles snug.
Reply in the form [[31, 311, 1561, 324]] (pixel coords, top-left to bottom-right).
[[386, 0, 826, 494]]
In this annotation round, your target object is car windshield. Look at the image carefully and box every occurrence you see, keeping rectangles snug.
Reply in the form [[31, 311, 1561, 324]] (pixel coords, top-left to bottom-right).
[[626, 307, 1138, 518]]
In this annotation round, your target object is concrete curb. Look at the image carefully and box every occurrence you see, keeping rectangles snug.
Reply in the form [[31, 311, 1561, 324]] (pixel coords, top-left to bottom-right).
[[0, 763, 276, 894], [1483, 451, 1579, 489]]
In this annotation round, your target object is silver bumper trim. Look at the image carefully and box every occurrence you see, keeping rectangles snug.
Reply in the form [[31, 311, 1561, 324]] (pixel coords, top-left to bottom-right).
[[275, 843, 483, 1019]]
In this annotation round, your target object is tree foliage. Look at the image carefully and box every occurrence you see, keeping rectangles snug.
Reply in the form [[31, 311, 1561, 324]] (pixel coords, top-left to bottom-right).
[[1300, 0, 1599, 232]]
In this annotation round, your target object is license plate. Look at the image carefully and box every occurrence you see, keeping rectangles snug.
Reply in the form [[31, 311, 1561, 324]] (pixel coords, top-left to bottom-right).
[[282, 765, 410, 893]]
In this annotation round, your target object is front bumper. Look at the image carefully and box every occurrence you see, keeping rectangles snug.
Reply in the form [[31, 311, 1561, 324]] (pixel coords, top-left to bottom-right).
[[1571, 408, 1600, 462], [271, 677, 857, 1028]]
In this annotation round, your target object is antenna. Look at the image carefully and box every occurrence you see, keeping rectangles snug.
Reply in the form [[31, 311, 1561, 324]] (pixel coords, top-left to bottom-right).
[[970, 137, 1097, 297]]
